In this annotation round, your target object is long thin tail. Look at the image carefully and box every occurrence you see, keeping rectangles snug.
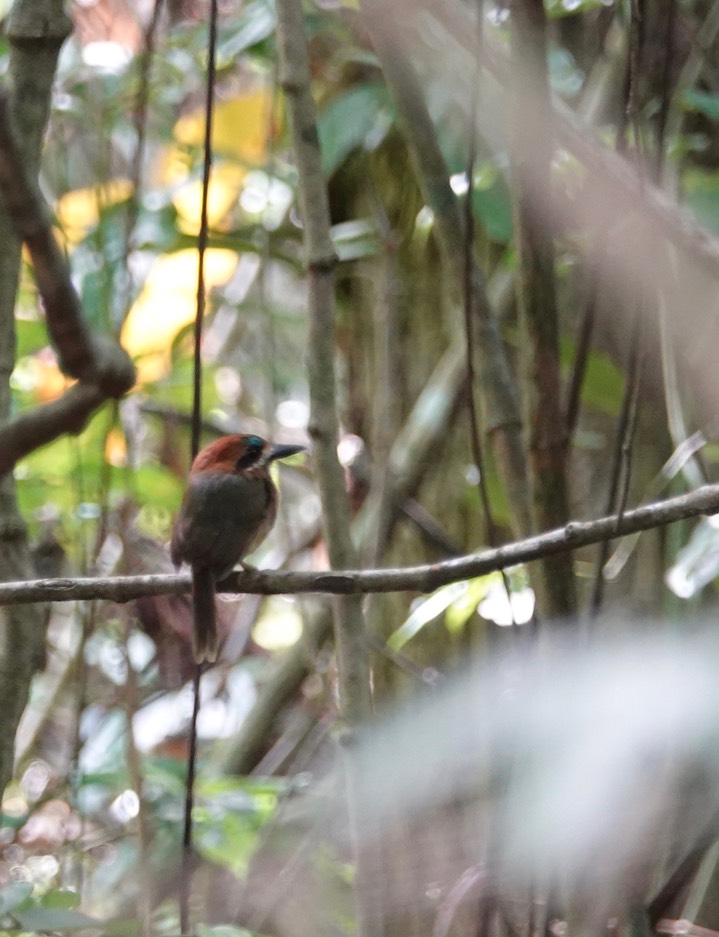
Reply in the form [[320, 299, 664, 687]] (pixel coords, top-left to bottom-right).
[[191, 565, 218, 663]]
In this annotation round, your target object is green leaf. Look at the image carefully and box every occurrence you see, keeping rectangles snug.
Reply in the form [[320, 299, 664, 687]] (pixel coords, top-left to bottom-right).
[[132, 200, 182, 255], [99, 917, 141, 937], [683, 168, 719, 234], [198, 926, 257, 937], [38, 890, 80, 910], [388, 581, 470, 651], [578, 348, 624, 417], [143, 756, 192, 799], [197, 775, 286, 801], [445, 576, 497, 633], [548, 47, 583, 97], [318, 84, 392, 176], [682, 89, 719, 122], [217, 0, 275, 62], [556, 334, 623, 418], [193, 778, 281, 876], [545, 0, 606, 18], [133, 463, 185, 514], [195, 810, 274, 876], [332, 218, 379, 261], [472, 173, 513, 243], [77, 769, 129, 787], [15, 319, 48, 358], [0, 882, 33, 915], [14, 907, 102, 931]]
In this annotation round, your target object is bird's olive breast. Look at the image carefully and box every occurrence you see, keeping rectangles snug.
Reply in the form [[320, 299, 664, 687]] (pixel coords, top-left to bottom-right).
[[188, 471, 271, 524], [176, 470, 276, 573]]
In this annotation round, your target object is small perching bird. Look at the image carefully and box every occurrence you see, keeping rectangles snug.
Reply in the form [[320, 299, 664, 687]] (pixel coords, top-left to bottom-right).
[[171, 433, 306, 663]]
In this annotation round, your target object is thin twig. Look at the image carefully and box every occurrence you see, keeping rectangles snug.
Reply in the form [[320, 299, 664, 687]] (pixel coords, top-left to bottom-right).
[[180, 666, 202, 935], [463, 0, 503, 553], [564, 260, 598, 443], [365, 184, 402, 566], [589, 0, 647, 617], [616, 330, 644, 524], [119, 0, 165, 325], [589, 295, 643, 617], [462, 0, 517, 631], [181, 0, 219, 930], [654, 0, 676, 179], [191, 0, 218, 462]]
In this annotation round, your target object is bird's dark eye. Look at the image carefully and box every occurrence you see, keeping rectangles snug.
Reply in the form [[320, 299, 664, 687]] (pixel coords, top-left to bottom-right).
[[235, 436, 264, 471]]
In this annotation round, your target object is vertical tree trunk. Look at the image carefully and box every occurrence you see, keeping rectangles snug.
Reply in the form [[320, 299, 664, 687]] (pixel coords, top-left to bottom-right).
[[0, 0, 72, 797]]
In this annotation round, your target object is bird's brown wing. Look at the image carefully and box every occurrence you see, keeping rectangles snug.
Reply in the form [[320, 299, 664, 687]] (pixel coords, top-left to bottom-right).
[[171, 472, 274, 575]]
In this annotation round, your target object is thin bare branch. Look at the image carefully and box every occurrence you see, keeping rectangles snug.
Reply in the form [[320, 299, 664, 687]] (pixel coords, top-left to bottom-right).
[[3, 483, 719, 605], [0, 384, 106, 474]]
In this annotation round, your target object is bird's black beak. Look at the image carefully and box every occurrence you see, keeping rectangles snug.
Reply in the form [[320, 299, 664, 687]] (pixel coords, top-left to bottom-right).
[[268, 443, 306, 462]]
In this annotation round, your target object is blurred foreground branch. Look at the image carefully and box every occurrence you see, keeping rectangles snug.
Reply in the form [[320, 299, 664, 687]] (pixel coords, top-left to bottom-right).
[[275, 0, 375, 933], [3, 482, 719, 605]]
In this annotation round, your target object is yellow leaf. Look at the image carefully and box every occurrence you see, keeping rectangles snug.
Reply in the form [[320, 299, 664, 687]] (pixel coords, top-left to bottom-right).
[[56, 179, 134, 245], [174, 89, 275, 162], [157, 87, 279, 225], [173, 163, 247, 234], [121, 248, 238, 384], [36, 353, 67, 403], [252, 597, 303, 650], [105, 428, 128, 467]]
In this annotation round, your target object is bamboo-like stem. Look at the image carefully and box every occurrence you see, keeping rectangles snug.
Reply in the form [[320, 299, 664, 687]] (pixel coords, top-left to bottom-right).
[[360, 0, 533, 544], [508, 0, 576, 618], [274, 0, 375, 933], [275, 0, 370, 725]]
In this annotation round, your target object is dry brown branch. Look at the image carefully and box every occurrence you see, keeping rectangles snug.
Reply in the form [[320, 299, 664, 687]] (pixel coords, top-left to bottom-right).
[[0, 83, 135, 474], [0, 385, 106, 475]]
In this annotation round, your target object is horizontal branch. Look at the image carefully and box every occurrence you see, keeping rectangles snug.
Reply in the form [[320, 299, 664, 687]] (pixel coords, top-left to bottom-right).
[[2, 483, 719, 606], [0, 383, 106, 476]]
